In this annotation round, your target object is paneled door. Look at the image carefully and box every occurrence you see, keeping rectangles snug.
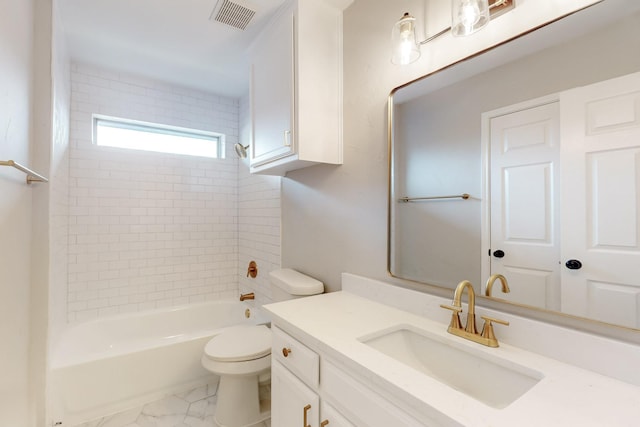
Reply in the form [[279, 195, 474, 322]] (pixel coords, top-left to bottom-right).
[[560, 71, 640, 328], [488, 101, 561, 310]]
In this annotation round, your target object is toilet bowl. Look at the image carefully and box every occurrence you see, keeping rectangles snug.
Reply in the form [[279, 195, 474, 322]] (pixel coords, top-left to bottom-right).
[[202, 325, 272, 427], [201, 268, 324, 427]]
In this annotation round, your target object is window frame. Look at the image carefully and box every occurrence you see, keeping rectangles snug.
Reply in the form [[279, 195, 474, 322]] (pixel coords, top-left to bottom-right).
[[92, 115, 225, 159]]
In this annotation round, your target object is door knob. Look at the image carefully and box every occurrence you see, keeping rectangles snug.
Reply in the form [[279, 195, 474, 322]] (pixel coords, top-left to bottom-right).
[[492, 250, 505, 258], [565, 259, 583, 270]]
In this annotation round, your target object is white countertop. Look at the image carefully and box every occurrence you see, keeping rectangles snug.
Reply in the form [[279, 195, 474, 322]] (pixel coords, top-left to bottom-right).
[[264, 290, 640, 427]]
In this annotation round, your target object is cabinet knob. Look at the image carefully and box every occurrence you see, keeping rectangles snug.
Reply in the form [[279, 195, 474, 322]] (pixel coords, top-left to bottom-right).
[[282, 347, 292, 357]]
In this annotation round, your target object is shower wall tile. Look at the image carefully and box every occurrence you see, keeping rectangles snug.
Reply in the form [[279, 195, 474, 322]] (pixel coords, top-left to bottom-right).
[[237, 94, 281, 305], [50, 29, 72, 345], [67, 63, 240, 322]]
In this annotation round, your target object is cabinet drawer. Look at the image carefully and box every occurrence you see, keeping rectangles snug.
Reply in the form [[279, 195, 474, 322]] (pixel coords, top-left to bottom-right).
[[272, 326, 319, 388]]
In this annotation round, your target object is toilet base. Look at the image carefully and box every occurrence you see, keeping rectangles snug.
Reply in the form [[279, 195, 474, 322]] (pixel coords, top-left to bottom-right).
[[214, 374, 270, 427]]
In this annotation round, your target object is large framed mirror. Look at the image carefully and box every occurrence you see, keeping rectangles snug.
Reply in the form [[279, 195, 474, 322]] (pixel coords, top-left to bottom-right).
[[388, 0, 640, 331]]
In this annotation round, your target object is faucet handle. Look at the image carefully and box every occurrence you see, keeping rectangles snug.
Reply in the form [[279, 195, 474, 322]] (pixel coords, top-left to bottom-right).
[[480, 315, 509, 347], [481, 315, 509, 326], [440, 304, 463, 330]]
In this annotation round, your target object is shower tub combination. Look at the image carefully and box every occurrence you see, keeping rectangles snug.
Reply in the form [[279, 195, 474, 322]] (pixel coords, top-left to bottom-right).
[[50, 300, 269, 426]]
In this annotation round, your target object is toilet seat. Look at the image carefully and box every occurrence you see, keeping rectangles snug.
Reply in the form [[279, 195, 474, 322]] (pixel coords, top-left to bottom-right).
[[201, 325, 272, 377], [204, 325, 271, 362], [200, 270, 323, 427]]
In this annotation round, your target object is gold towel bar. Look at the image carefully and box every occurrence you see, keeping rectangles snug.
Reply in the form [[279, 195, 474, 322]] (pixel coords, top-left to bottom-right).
[[399, 193, 470, 203], [0, 160, 49, 184]]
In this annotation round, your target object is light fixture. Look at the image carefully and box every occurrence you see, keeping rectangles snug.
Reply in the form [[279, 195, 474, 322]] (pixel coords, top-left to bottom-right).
[[391, 0, 513, 65], [391, 13, 420, 65], [452, 0, 490, 37]]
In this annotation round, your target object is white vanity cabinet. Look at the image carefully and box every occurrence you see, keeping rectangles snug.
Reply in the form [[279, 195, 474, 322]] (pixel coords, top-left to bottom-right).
[[272, 361, 320, 426], [272, 362, 354, 427], [271, 326, 354, 427], [271, 326, 425, 427], [249, 0, 351, 176]]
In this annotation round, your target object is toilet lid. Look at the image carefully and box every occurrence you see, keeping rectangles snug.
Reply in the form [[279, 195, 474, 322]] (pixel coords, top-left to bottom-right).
[[204, 325, 271, 362]]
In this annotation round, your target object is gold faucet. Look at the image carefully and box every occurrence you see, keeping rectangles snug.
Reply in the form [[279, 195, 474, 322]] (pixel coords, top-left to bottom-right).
[[239, 292, 255, 301], [485, 274, 510, 297], [441, 280, 509, 347], [454, 280, 478, 334]]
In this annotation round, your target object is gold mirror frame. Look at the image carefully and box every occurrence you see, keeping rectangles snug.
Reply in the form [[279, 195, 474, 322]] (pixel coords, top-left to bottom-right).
[[387, 0, 640, 339]]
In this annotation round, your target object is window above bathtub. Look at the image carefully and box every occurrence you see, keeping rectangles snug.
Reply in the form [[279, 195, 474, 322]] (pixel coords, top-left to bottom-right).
[[93, 115, 225, 159]]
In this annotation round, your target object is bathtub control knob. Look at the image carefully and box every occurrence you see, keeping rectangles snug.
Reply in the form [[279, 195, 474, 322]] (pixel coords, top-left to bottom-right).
[[282, 347, 292, 357], [247, 261, 258, 278]]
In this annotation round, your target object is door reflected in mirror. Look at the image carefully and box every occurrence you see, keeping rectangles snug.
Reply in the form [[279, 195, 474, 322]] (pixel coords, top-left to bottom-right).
[[388, 1, 640, 330]]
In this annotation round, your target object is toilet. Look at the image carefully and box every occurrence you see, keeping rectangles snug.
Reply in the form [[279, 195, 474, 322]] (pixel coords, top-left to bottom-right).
[[201, 268, 324, 427]]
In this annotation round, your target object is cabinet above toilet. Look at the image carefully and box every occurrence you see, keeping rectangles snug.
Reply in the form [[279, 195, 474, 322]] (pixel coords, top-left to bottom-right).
[[249, 0, 353, 176]]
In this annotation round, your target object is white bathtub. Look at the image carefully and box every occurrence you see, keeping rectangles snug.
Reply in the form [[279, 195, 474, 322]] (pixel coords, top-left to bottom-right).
[[50, 300, 269, 426]]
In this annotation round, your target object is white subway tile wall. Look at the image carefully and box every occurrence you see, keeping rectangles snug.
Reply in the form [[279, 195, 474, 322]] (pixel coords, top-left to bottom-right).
[[67, 63, 240, 322], [50, 42, 71, 343], [237, 95, 281, 305]]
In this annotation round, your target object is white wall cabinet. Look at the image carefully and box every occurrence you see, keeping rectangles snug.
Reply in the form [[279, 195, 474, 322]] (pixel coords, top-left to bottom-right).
[[271, 326, 425, 427], [249, 0, 351, 176]]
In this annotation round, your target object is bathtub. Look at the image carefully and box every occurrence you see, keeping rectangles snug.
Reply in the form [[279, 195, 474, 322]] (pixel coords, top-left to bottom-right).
[[50, 300, 269, 426]]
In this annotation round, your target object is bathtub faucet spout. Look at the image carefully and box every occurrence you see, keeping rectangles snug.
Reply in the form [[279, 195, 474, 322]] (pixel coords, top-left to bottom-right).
[[240, 292, 255, 301]]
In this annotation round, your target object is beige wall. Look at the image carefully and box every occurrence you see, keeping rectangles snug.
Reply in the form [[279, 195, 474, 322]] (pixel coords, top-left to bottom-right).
[[0, 0, 35, 425], [281, 0, 601, 292], [30, 0, 53, 424], [0, 0, 53, 424]]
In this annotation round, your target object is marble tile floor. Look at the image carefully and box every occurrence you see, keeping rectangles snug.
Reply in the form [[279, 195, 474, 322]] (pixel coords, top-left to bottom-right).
[[75, 381, 271, 427]]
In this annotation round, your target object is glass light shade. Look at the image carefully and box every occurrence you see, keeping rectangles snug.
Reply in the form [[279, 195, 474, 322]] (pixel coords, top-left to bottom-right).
[[391, 13, 420, 65], [451, 0, 490, 37]]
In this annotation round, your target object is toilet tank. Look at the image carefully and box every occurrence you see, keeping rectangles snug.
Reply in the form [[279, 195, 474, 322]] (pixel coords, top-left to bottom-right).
[[269, 268, 324, 302]]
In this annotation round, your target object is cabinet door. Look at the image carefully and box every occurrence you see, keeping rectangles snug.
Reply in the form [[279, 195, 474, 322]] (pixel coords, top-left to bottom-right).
[[321, 360, 427, 427], [321, 401, 355, 427], [272, 360, 319, 427], [250, 8, 295, 168]]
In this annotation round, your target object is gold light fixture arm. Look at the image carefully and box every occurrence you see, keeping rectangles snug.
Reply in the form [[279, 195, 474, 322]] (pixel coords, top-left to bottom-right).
[[417, 0, 514, 44]]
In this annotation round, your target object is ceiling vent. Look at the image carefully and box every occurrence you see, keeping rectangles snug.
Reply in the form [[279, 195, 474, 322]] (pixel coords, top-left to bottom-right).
[[210, 0, 257, 30]]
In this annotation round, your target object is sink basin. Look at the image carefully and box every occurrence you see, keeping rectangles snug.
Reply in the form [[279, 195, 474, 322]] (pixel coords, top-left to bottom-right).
[[360, 325, 543, 409]]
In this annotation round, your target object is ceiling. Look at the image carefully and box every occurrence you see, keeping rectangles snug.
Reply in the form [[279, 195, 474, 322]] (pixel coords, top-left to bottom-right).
[[58, 0, 286, 98]]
